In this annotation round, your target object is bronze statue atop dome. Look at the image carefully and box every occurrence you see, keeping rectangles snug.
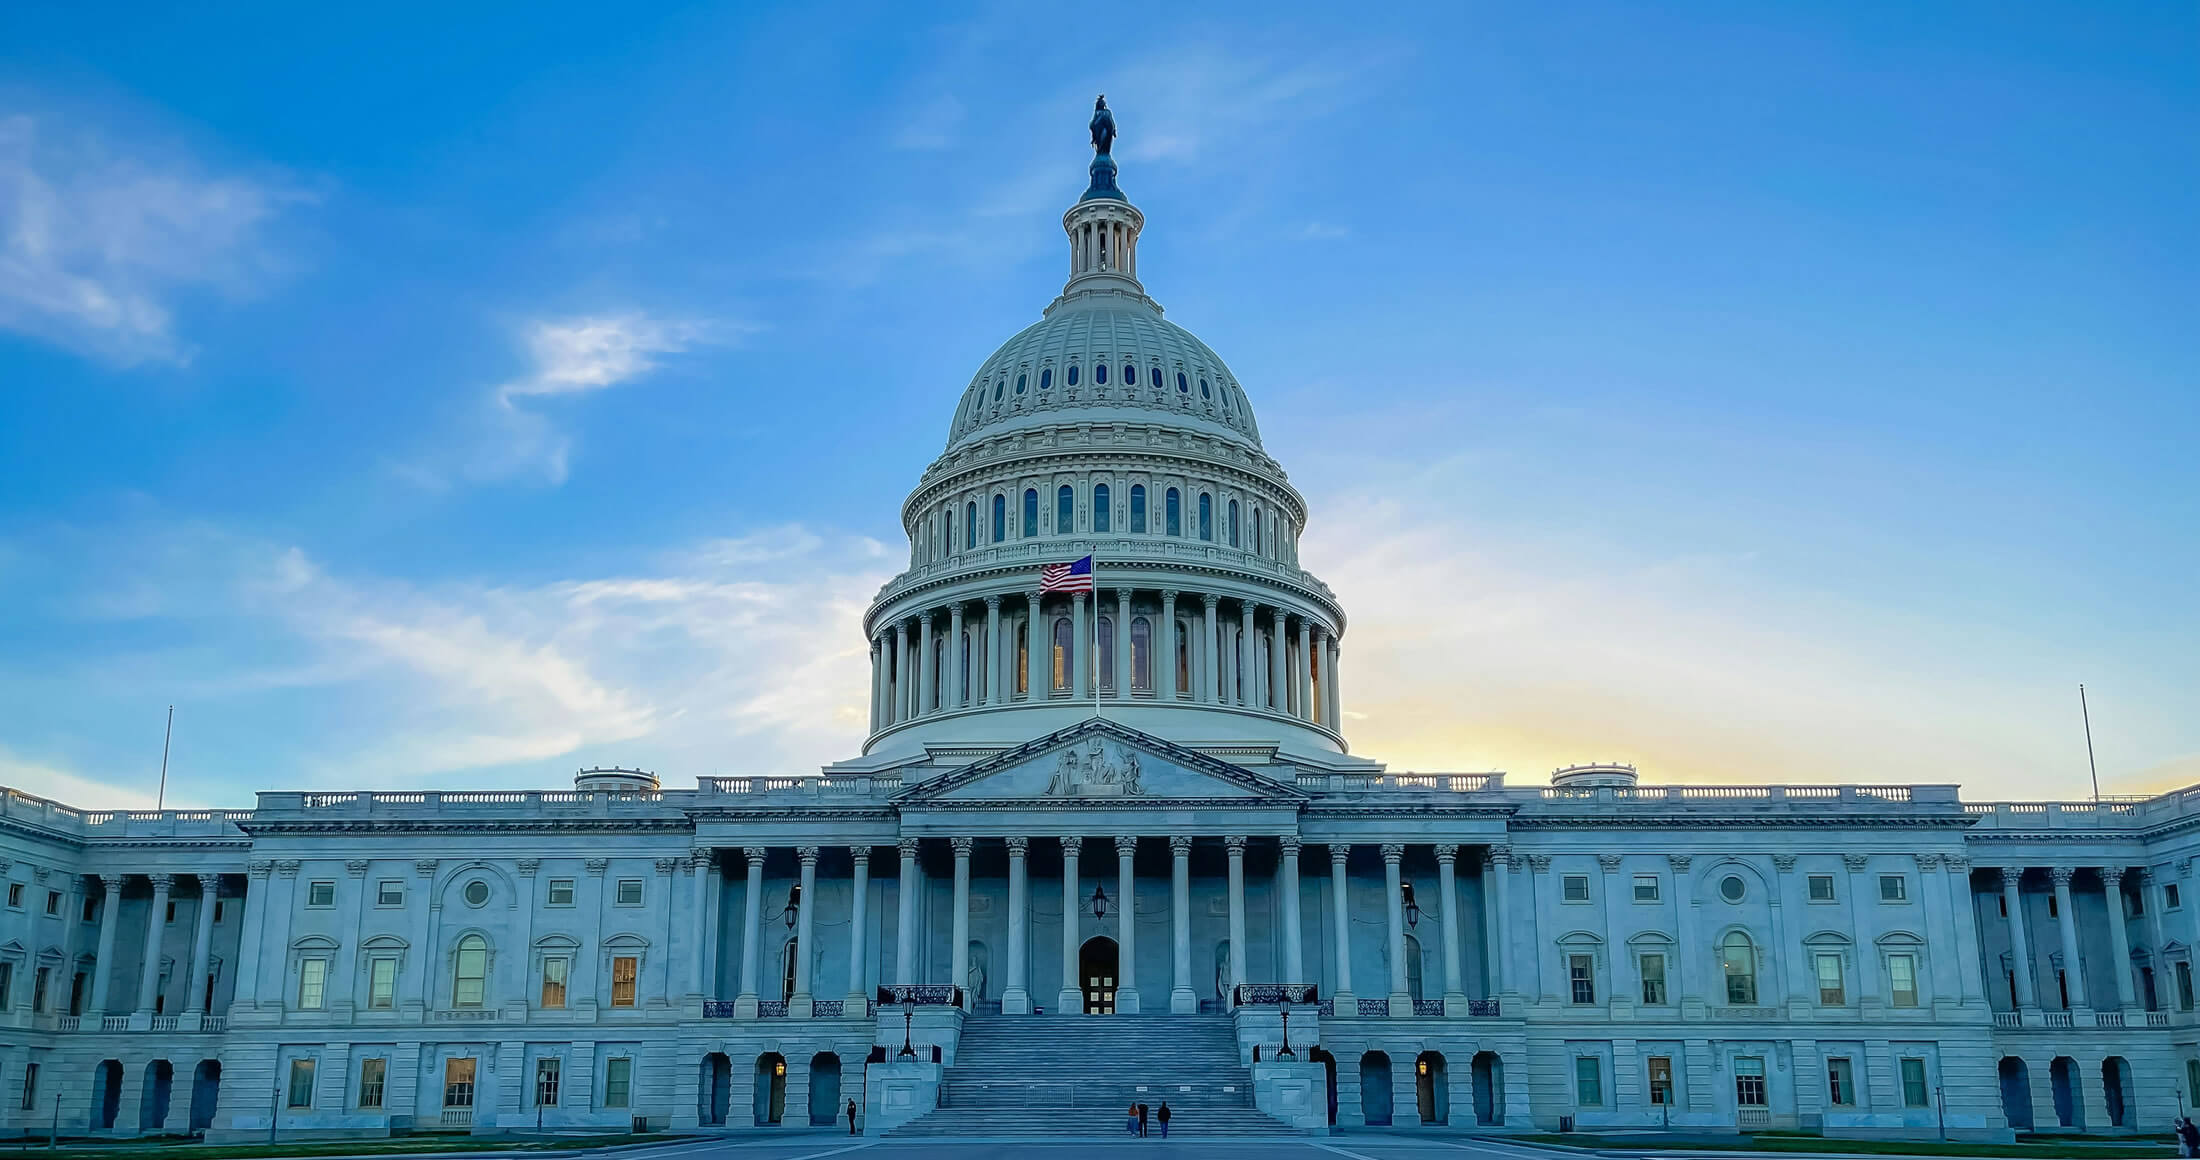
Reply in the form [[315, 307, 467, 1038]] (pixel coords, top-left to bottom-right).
[[1090, 95, 1116, 156], [1082, 96, 1124, 202]]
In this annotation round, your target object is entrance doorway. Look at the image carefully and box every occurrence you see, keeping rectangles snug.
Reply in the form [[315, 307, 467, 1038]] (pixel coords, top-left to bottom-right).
[[755, 1054, 786, 1125], [1080, 937, 1119, 1014]]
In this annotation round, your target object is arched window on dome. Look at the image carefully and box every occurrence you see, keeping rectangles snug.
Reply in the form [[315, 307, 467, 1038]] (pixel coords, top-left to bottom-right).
[[993, 382, 1003, 401], [1051, 618, 1073, 692], [931, 635, 945, 712], [1722, 931, 1759, 1006], [959, 630, 972, 707], [1165, 489, 1181, 537], [966, 502, 977, 550], [1200, 379, 1212, 400], [1130, 616, 1152, 692], [1198, 494, 1213, 542], [1092, 483, 1111, 533], [1023, 490, 1038, 538], [927, 520, 938, 562], [1150, 367, 1162, 390], [1096, 616, 1115, 693], [1015, 620, 1029, 696], [1175, 623, 1193, 698], [1122, 362, 1135, 385], [1040, 368, 1052, 390], [1016, 373, 1026, 394], [1130, 485, 1147, 533], [1177, 372, 1188, 394], [1056, 485, 1073, 534], [1228, 499, 1240, 548], [1251, 505, 1263, 555], [992, 495, 1005, 544], [453, 934, 489, 1008], [1095, 363, 1107, 386], [1068, 363, 1080, 387]]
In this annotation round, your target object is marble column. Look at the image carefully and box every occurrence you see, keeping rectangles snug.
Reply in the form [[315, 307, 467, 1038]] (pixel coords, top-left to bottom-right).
[[1170, 836, 1195, 1013], [1843, 854, 1882, 1010], [183, 875, 219, 1015], [1267, 608, 1288, 712], [134, 873, 173, 1018], [947, 603, 966, 708], [1238, 602, 1256, 706], [2051, 867, 2088, 1009], [2000, 867, 2039, 1010], [1437, 846, 1465, 1005], [1312, 627, 1332, 727], [1059, 836, 1084, 1012], [1944, 856, 1984, 1005], [1114, 589, 1133, 698], [687, 849, 712, 1000], [792, 846, 820, 1015], [950, 838, 973, 1009], [1003, 838, 1031, 1013], [1382, 844, 1411, 1013], [869, 638, 884, 731], [1071, 593, 1089, 698], [737, 847, 766, 1015], [846, 848, 870, 1005], [985, 596, 1005, 705], [1486, 847, 1510, 997], [1202, 595, 1222, 704], [896, 838, 920, 985], [1296, 620, 1314, 722], [1027, 592, 1047, 700], [89, 875, 123, 1013], [1115, 836, 1140, 1012], [1159, 591, 1180, 699], [1225, 837, 1247, 1005], [1280, 837, 1306, 984], [1330, 846, 1355, 1002], [917, 611, 936, 715], [1326, 635, 1343, 729], [2102, 867, 2138, 1011]]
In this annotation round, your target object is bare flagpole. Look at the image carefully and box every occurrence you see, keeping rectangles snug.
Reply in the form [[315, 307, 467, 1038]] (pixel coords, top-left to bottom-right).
[[155, 705, 174, 811], [2081, 683, 2101, 803]]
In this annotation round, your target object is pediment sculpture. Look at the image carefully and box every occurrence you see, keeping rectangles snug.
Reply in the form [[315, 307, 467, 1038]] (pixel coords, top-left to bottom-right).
[[1043, 738, 1145, 798]]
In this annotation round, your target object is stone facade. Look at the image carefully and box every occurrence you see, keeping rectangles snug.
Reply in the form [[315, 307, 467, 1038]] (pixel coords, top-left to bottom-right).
[[1, 108, 2184, 1142]]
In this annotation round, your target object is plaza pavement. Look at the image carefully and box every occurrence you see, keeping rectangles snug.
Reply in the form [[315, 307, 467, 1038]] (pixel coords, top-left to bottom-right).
[[595, 1135, 1582, 1160]]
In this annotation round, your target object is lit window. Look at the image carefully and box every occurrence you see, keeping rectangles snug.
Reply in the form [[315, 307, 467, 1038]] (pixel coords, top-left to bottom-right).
[[1827, 1057, 1855, 1106], [298, 959, 327, 1010], [1722, 932, 1757, 1005], [1879, 875, 1908, 902], [1093, 484, 1110, 533], [1574, 1056, 1602, 1105], [1130, 485, 1146, 533], [1568, 954, 1596, 1004], [547, 879, 575, 907], [444, 1059, 476, 1109], [1816, 952, 1846, 1005], [306, 881, 336, 908], [1807, 874, 1836, 902], [376, 880, 404, 907], [612, 956, 639, 1008], [604, 1058, 632, 1108], [541, 956, 569, 1009], [358, 1058, 386, 1109], [1561, 875, 1590, 902], [1900, 1058, 1929, 1108], [616, 879, 644, 906], [1647, 1056, 1673, 1106], [288, 1059, 316, 1108], [536, 1057, 561, 1107], [1633, 875, 1660, 902], [1639, 954, 1667, 1005], [1052, 617, 1073, 691], [1889, 953, 1919, 1007], [453, 935, 488, 1007], [1735, 1057, 1767, 1107], [368, 958, 397, 1009]]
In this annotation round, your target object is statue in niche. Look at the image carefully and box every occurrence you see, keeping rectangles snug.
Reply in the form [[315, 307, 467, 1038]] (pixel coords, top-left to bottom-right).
[[967, 941, 989, 1002], [1214, 940, 1232, 1002]]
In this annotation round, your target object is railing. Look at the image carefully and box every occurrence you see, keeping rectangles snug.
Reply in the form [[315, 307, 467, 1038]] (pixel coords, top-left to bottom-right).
[[813, 999, 845, 1018], [702, 1001, 737, 1019], [874, 536, 1341, 611], [150, 1015, 178, 1031], [201, 1015, 226, 1032], [1737, 1108, 1771, 1132], [878, 984, 964, 1007], [0, 786, 254, 836], [1315, 1000, 1334, 1017], [56, 1016, 79, 1031], [1992, 1012, 2021, 1028], [1466, 998, 1500, 1017], [756, 1001, 788, 1018], [440, 1108, 472, 1128], [2096, 1010, 2126, 1028], [1537, 784, 1956, 806], [2148, 1011, 2172, 1027], [1233, 984, 1318, 1006], [2045, 1012, 2074, 1028], [278, 788, 667, 812], [1295, 772, 1501, 793], [698, 774, 905, 797], [1355, 999, 1389, 1017], [101, 1016, 130, 1032], [1412, 999, 1446, 1017]]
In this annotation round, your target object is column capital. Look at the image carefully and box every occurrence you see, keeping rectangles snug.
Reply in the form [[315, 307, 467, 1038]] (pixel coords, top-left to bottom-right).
[[796, 846, 821, 865], [415, 858, 440, 878], [1313, 624, 1331, 643], [949, 836, 975, 856], [345, 859, 370, 878], [198, 875, 221, 897], [742, 846, 769, 864], [2049, 866, 2076, 887], [1915, 853, 1943, 871], [1665, 854, 1689, 872], [1116, 587, 1135, 602], [2101, 865, 2126, 887], [898, 837, 922, 858], [682, 848, 711, 871], [1771, 853, 1798, 872], [1004, 836, 1029, 856], [275, 860, 301, 878], [1435, 844, 1458, 864], [2140, 867, 2158, 886], [919, 609, 935, 627], [1330, 843, 1351, 868], [1997, 865, 2024, 889], [1526, 854, 1552, 872], [985, 593, 1003, 610], [1224, 835, 1248, 855], [1488, 844, 1513, 868], [1841, 853, 1871, 873], [1160, 588, 1179, 604], [1596, 854, 1623, 872], [515, 858, 540, 877], [246, 862, 272, 881], [1059, 835, 1084, 857], [850, 846, 871, 868], [1196, 592, 1216, 611], [653, 857, 677, 877], [870, 638, 883, 656], [1170, 835, 1194, 857], [145, 873, 175, 891], [1115, 835, 1140, 858], [1945, 854, 1970, 873], [1379, 843, 1404, 863], [1278, 835, 1303, 856]]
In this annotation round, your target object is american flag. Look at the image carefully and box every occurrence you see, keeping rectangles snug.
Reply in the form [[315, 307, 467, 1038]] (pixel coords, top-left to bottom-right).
[[1040, 554, 1094, 594]]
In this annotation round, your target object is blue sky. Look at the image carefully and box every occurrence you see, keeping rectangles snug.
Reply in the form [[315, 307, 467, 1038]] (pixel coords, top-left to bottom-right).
[[3, 1, 2193, 808]]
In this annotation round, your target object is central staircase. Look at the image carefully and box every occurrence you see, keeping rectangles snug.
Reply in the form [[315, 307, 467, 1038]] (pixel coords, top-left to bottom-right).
[[884, 1013, 1299, 1137]]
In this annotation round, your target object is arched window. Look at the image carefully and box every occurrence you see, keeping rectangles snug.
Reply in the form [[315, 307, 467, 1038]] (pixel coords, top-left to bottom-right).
[[1150, 367, 1162, 390], [1015, 622, 1029, 695], [1016, 373, 1026, 394], [1096, 616, 1115, 692], [1051, 618, 1073, 691], [943, 510, 953, 556], [1023, 489, 1038, 538], [1068, 363, 1080, 386], [1722, 932, 1758, 1006], [1057, 485, 1073, 534], [1228, 499, 1240, 547], [931, 635, 945, 709], [453, 935, 488, 1008], [1122, 362, 1135, 384], [1177, 372, 1188, 394], [1252, 506, 1263, 554], [1176, 623, 1193, 695], [1165, 488, 1181, 536], [960, 630, 972, 703], [992, 495, 1005, 543], [1201, 379, 1212, 399], [1040, 368, 1052, 390], [1093, 483, 1111, 533], [1130, 616, 1152, 692], [1095, 363, 1108, 385], [1199, 494, 1213, 541], [1130, 485, 1147, 533], [966, 502, 978, 549], [993, 382, 1003, 401]]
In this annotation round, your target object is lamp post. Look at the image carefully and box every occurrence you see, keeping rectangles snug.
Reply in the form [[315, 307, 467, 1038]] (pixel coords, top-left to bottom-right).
[[898, 1006, 915, 1060], [1278, 1006, 1296, 1060]]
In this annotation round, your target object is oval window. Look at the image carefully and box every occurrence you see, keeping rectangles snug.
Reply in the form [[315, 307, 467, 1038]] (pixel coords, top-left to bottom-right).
[[1720, 876, 1745, 903], [1068, 363, 1080, 386], [1201, 380, 1212, 399], [1177, 372, 1188, 394], [1040, 368, 1052, 390], [1016, 373, 1026, 393], [463, 880, 490, 907], [993, 383, 1003, 401], [1122, 362, 1135, 384], [1096, 363, 1108, 385], [1150, 367, 1162, 389]]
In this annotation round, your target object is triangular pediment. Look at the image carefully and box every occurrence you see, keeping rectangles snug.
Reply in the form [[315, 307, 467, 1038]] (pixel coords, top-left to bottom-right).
[[894, 718, 1309, 805]]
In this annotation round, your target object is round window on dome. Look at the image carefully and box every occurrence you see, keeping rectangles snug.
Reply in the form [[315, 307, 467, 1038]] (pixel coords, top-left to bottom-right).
[[1068, 364, 1080, 386], [463, 880, 490, 907], [1096, 363, 1108, 385], [1720, 876, 1746, 903], [1040, 368, 1052, 390]]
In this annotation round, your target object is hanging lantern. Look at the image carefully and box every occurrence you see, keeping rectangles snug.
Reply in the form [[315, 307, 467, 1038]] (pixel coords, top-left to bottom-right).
[[1402, 881, 1420, 930], [1090, 882, 1110, 920]]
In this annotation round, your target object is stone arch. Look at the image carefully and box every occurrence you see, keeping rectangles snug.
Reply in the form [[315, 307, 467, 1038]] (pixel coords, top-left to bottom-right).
[[1359, 1051, 1393, 1126], [431, 861, 519, 911]]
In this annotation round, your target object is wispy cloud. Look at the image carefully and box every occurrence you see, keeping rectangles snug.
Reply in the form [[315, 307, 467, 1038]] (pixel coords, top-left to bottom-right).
[[0, 110, 310, 365]]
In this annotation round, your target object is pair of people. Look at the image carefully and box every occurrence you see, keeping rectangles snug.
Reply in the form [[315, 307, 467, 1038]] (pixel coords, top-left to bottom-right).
[[2174, 1115, 2200, 1157], [1124, 1101, 1173, 1138]]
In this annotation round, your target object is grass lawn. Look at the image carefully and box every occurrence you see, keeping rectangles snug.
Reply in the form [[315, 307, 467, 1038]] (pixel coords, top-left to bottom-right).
[[0, 1133, 676, 1160], [1519, 1132, 2177, 1158]]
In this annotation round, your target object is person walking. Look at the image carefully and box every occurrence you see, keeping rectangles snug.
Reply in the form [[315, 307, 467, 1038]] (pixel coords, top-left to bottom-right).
[[2177, 1115, 2200, 1158], [1136, 1102, 1149, 1137], [1127, 1102, 1140, 1137], [846, 1098, 858, 1136], [1157, 1101, 1172, 1138]]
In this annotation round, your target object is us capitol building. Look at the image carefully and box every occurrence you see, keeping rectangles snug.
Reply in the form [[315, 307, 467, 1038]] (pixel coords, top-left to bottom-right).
[[2, 101, 2193, 1143]]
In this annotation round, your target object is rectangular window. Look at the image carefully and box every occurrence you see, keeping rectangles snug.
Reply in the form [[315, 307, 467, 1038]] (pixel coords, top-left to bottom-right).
[[18, 1063, 36, 1111], [1827, 1057, 1856, 1106], [376, 880, 404, 907], [2048, 892, 2058, 918], [2129, 888, 2146, 917], [1574, 1056, 1602, 1106], [1633, 875, 1660, 902], [5, 883, 20, 909], [1816, 952, 1846, 1006], [604, 1057, 633, 1108], [31, 967, 49, 1013], [2179, 961, 2195, 1011], [1900, 1058, 1929, 1108], [547, 878, 576, 906], [1734, 1057, 1767, 1107], [287, 1059, 316, 1108], [536, 1057, 561, 1107], [298, 959, 327, 1010], [1562, 875, 1590, 902], [1888, 953, 1919, 1008], [368, 958, 397, 1009], [45, 890, 60, 915], [1639, 954, 1668, 1005], [2057, 968, 2070, 1008], [541, 956, 570, 1009], [214, 900, 224, 922], [615, 879, 643, 906], [443, 1058, 476, 1109], [1807, 874, 1836, 902], [83, 896, 97, 922], [2189, 1063, 2200, 1113], [1879, 875, 1907, 902], [0, 963, 11, 1010], [306, 880, 336, 908], [358, 1058, 386, 1109], [612, 955, 639, 1007], [165, 900, 176, 923], [2169, 884, 2183, 910], [1647, 1056, 1673, 1106], [1569, 954, 1596, 1005]]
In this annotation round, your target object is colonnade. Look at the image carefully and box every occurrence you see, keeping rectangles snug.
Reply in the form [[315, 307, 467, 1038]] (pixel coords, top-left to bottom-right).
[[76, 873, 226, 1026], [1990, 864, 2148, 1015], [867, 589, 1341, 733]]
